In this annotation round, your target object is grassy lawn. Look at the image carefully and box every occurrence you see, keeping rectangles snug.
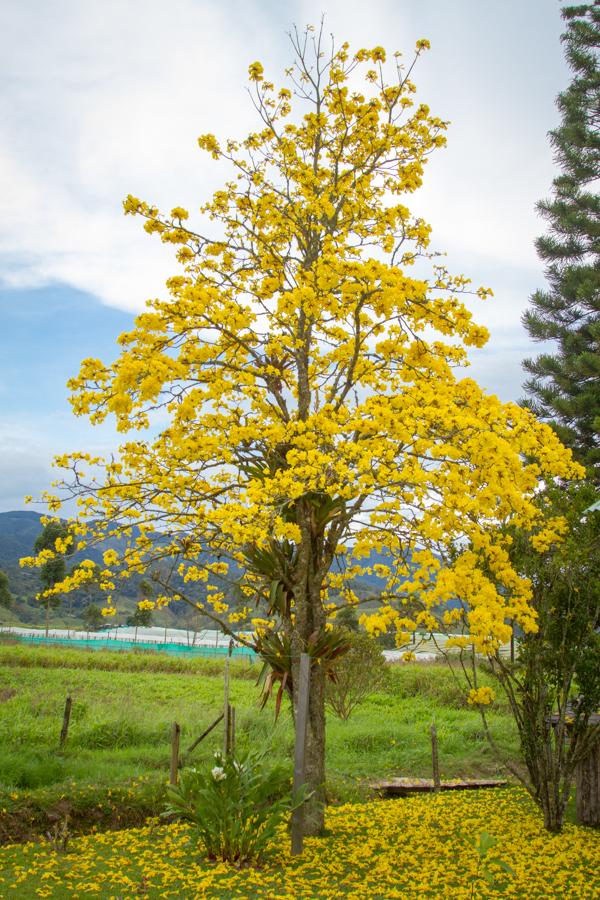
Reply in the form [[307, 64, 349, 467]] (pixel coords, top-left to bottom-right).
[[0, 788, 598, 899], [0, 642, 515, 798]]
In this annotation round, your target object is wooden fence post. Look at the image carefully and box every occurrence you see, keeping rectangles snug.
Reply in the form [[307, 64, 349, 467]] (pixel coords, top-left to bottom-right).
[[291, 652, 311, 856], [228, 705, 236, 757], [223, 639, 233, 756], [431, 721, 441, 792], [59, 695, 72, 749], [183, 713, 224, 759], [170, 722, 180, 785]]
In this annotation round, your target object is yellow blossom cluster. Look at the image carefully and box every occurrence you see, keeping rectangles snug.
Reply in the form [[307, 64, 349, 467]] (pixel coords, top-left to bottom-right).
[[530, 516, 569, 552], [136, 599, 155, 611], [467, 686, 496, 706]]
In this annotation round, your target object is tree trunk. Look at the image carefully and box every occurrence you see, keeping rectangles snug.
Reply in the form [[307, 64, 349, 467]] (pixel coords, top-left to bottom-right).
[[291, 562, 327, 832], [289, 494, 336, 837], [536, 727, 568, 833], [541, 786, 566, 833], [302, 660, 326, 834], [576, 741, 600, 827]]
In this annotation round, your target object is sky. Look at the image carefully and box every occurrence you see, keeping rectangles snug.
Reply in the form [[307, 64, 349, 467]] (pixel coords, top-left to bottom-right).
[[0, 0, 570, 512]]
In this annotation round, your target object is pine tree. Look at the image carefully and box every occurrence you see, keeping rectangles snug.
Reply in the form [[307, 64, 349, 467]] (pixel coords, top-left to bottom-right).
[[522, 3, 600, 477]]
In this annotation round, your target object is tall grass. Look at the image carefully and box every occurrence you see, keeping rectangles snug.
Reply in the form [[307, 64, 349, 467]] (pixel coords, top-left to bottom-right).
[[0, 640, 258, 678]]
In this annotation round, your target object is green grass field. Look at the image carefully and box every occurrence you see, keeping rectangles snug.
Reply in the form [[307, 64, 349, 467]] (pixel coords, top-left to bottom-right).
[[0, 641, 515, 793], [0, 640, 518, 844], [0, 643, 517, 843]]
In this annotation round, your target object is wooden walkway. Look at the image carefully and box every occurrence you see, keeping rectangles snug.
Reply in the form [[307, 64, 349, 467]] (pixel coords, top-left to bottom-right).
[[373, 778, 507, 797]]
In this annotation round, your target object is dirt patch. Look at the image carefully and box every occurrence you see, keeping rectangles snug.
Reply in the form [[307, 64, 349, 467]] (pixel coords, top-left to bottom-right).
[[0, 688, 16, 702], [0, 781, 166, 845]]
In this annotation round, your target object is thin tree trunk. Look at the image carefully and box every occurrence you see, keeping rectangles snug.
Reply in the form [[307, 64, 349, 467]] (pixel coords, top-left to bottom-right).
[[543, 791, 566, 833], [576, 741, 600, 827], [431, 721, 441, 792]]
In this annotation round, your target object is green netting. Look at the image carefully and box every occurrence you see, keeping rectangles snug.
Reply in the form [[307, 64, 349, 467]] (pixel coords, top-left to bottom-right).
[[4, 633, 255, 659]]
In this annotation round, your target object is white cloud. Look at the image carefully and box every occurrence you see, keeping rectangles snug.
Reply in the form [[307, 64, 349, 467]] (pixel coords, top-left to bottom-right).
[[0, 0, 288, 310], [0, 409, 133, 513], [0, 0, 569, 400], [0, 422, 54, 510]]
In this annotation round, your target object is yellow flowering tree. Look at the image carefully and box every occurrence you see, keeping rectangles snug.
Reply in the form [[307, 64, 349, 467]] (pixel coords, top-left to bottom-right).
[[451, 481, 600, 832], [24, 28, 581, 834]]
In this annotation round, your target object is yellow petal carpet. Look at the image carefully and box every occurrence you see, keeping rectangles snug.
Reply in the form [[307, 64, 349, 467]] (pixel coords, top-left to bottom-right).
[[1, 788, 598, 898]]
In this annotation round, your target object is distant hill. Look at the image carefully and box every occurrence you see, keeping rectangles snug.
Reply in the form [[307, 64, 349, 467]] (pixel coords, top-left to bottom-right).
[[0, 510, 45, 566], [0, 509, 170, 570], [0, 511, 145, 625], [0, 509, 389, 593], [0, 510, 429, 627], [0, 509, 131, 583], [0, 511, 206, 627]]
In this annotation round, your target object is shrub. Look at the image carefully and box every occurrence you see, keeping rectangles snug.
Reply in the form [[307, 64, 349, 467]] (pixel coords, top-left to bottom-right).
[[387, 663, 468, 708], [164, 750, 295, 865], [325, 631, 387, 720], [75, 720, 158, 749], [0, 752, 65, 790], [335, 606, 359, 632]]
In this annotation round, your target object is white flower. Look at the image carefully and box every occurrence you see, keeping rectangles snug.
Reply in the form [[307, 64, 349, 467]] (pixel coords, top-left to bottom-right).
[[212, 766, 226, 782]]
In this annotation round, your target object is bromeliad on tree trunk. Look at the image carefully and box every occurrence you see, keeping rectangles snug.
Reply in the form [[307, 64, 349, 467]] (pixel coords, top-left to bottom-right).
[[254, 627, 351, 720]]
